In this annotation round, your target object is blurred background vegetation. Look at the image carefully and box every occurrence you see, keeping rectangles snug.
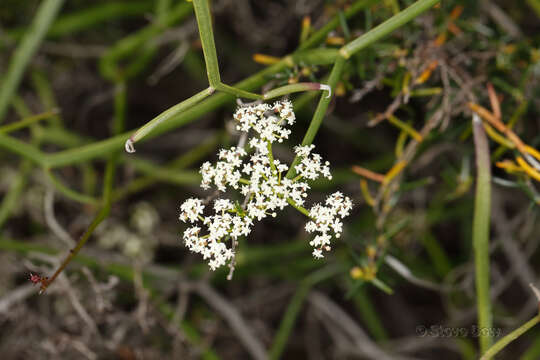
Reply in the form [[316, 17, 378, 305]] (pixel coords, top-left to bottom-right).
[[1, 0, 540, 359]]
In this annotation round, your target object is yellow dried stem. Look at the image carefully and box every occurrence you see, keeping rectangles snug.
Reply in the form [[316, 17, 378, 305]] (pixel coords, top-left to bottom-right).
[[415, 60, 438, 84], [450, 4, 464, 19], [383, 161, 408, 185], [525, 145, 540, 162], [252, 53, 281, 65], [496, 160, 523, 174], [326, 36, 345, 45], [487, 83, 501, 120], [352, 165, 386, 183], [517, 156, 540, 182], [360, 179, 376, 207], [433, 32, 446, 47], [483, 123, 514, 149]]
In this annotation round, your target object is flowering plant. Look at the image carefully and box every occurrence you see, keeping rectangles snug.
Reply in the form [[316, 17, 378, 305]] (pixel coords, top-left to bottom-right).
[[179, 100, 352, 271]]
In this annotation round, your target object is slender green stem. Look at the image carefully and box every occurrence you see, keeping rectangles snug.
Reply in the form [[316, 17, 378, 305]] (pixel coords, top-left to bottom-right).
[[99, 2, 193, 81], [353, 287, 389, 341], [472, 114, 493, 353], [299, 16, 311, 45], [238, 178, 250, 185], [37, 127, 92, 148], [113, 133, 220, 201], [290, 48, 339, 66], [521, 330, 540, 360], [192, 0, 221, 86], [287, 198, 310, 218], [267, 142, 276, 174], [387, 114, 422, 142], [339, 0, 440, 58], [40, 82, 126, 293], [0, 132, 48, 164], [0, 160, 32, 229], [286, 57, 346, 179], [41, 165, 111, 292], [526, 0, 540, 18], [214, 83, 261, 100], [269, 265, 345, 360], [0, 0, 65, 122], [31, 71, 61, 127], [45, 168, 100, 206], [480, 315, 540, 359], [6, 2, 153, 41], [0, 109, 59, 134], [126, 157, 201, 185], [298, 0, 377, 50], [127, 87, 214, 151], [263, 82, 331, 100]]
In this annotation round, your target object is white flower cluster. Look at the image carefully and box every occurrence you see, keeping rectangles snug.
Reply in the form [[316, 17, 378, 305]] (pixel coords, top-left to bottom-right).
[[305, 192, 353, 258], [179, 100, 352, 270]]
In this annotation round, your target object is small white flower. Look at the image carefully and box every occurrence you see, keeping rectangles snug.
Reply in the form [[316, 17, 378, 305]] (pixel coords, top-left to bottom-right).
[[214, 199, 234, 212], [294, 144, 315, 157], [179, 198, 204, 223]]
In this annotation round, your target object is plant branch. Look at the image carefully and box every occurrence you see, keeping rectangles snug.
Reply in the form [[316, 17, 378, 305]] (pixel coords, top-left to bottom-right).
[[339, 0, 440, 58], [0, 0, 65, 122], [472, 113, 493, 353]]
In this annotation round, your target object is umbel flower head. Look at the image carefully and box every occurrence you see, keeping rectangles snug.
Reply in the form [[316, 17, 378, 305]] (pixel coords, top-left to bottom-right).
[[179, 100, 352, 270]]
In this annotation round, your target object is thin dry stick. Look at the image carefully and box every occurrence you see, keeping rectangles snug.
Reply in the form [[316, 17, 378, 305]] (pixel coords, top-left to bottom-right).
[[0, 284, 35, 313], [308, 291, 407, 360], [44, 188, 76, 247], [385, 255, 448, 292], [58, 273, 99, 335], [193, 281, 267, 360]]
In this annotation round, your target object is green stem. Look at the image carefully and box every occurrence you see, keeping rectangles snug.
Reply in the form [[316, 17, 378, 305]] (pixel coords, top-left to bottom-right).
[[472, 115, 493, 353], [128, 87, 214, 150], [41, 171, 110, 292], [99, 2, 193, 81], [31, 71, 61, 127], [0, 109, 59, 134], [269, 265, 345, 359], [267, 142, 276, 174], [214, 83, 262, 100], [286, 198, 310, 218], [339, 0, 440, 58], [0, 160, 32, 229], [113, 133, 220, 202], [480, 315, 540, 359], [298, 0, 377, 50], [526, 0, 540, 18], [192, 0, 221, 86], [0, 132, 48, 165], [263, 82, 330, 100], [126, 157, 201, 185], [45, 168, 100, 206], [286, 57, 346, 179], [6, 2, 153, 41], [40, 82, 126, 293], [0, 0, 65, 122]]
